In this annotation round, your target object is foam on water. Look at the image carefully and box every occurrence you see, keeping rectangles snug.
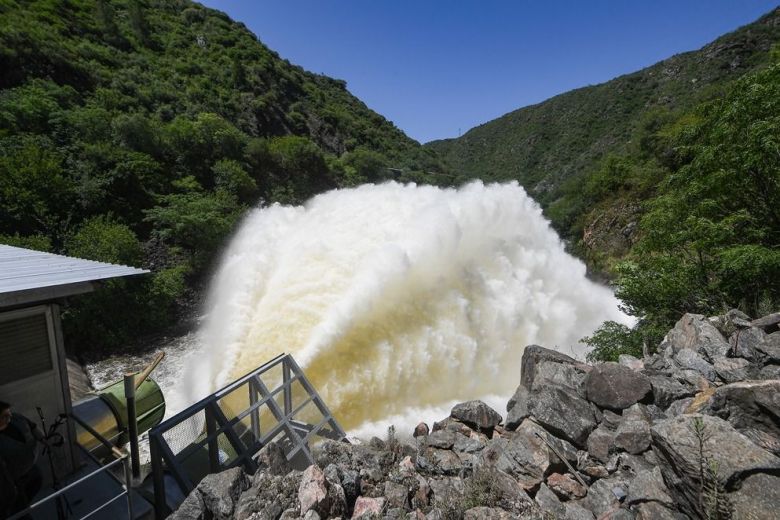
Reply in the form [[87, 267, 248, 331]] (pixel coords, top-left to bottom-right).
[[185, 181, 631, 435]]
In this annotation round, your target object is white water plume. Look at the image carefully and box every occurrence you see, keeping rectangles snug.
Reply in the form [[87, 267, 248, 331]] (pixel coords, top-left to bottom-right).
[[186, 181, 631, 435]]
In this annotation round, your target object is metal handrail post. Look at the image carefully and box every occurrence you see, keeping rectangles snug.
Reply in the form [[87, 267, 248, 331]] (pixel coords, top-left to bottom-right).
[[282, 356, 293, 415], [124, 373, 141, 481], [122, 454, 135, 520], [149, 433, 167, 520]]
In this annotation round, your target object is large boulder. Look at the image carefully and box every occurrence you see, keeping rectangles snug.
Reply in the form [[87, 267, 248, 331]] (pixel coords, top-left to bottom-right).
[[659, 313, 730, 362], [352, 496, 385, 519], [197, 466, 250, 520], [729, 472, 780, 520], [528, 386, 599, 447], [703, 380, 780, 455], [477, 421, 576, 490], [712, 357, 752, 383], [527, 360, 587, 395], [626, 467, 674, 509], [614, 405, 651, 455], [587, 426, 615, 463], [299, 465, 330, 516], [584, 363, 652, 411], [751, 312, 780, 332], [520, 345, 579, 390], [505, 385, 531, 430], [582, 475, 629, 518], [451, 400, 502, 431], [672, 349, 716, 382], [648, 376, 696, 409], [650, 414, 780, 519]]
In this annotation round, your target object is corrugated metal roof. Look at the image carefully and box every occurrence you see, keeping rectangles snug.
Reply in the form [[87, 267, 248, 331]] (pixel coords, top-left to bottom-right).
[[0, 245, 149, 306]]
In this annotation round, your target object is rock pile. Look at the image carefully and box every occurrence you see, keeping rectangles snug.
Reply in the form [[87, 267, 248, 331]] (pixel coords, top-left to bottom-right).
[[170, 311, 780, 519]]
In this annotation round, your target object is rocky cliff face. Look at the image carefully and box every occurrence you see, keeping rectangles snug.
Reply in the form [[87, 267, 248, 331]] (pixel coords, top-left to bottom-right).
[[170, 310, 780, 520]]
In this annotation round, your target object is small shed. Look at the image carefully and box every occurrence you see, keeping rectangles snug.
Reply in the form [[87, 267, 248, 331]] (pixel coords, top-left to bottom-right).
[[0, 244, 148, 480]]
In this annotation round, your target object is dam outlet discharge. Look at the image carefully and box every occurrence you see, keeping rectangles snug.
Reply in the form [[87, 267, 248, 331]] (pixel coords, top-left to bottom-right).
[[185, 181, 630, 437]]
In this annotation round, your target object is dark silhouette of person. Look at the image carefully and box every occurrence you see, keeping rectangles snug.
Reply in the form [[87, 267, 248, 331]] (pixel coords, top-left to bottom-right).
[[0, 400, 43, 519]]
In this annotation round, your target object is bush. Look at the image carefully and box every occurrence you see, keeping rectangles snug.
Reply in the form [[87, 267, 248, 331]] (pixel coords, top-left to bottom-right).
[[65, 215, 142, 265], [582, 321, 644, 362]]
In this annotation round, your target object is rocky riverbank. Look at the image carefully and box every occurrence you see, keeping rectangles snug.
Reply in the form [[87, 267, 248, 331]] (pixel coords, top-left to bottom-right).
[[170, 310, 780, 519]]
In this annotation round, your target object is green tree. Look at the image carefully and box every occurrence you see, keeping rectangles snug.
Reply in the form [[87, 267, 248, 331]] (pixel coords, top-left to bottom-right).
[[617, 63, 780, 331]]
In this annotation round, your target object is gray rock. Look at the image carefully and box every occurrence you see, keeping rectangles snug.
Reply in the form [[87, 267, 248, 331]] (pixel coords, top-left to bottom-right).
[[564, 502, 595, 520], [451, 400, 502, 430], [352, 496, 385, 518], [411, 474, 430, 509], [673, 348, 716, 382], [633, 502, 684, 520], [429, 477, 465, 506], [414, 422, 430, 437], [600, 410, 623, 431], [618, 355, 644, 371], [256, 441, 292, 476], [384, 481, 410, 509], [659, 313, 730, 362], [587, 426, 615, 463], [650, 414, 780, 519], [758, 364, 780, 380], [751, 312, 780, 331], [237, 470, 302, 520], [303, 510, 320, 520], [756, 331, 780, 362], [453, 433, 485, 454], [521, 345, 579, 390], [729, 327, 766, 362], [462, 507, 511, 520], [529, 386, 598, 447], [341, 469, 361, 505], [535, 483, 565, 519], [616, 453, 654, 476], [614, 405, 652, 455], [426, 430, 458, 449], [299, 465, 329, 516], [430, 448, 463, 475], [626, 467, 674, 508], [197, 466, 249, 520], [650, 375, 696, 408], [583, 476, 628, 518], [584, 363, 652, 411], [505, 385, 531, 430], [461, 508, 503, 520], [385, 508, 406, 520], [664, 397, 693, 417], [547, 472, 587, 500], [713, 357, 752, 383], [477, 434, 548, 489], [170, 489, 205, 520], [529, 360, 587, 395], [476, 469, 535, 515], [703, 380, 780, 455], [517, 419, 579, 466], [729, 471, 780, 520]]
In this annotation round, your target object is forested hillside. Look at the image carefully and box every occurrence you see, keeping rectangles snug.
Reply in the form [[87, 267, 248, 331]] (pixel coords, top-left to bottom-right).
[[428, 8, 780, 238], [0, 0, 450, 350]]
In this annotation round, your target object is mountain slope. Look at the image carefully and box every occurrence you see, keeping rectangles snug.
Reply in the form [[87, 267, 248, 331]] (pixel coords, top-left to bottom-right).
[[427, 8, 780, 208], [0, 0, 450, 350]]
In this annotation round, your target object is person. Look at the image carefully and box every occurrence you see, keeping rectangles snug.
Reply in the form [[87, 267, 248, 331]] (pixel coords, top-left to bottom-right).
[[0, 401, 43, 519]]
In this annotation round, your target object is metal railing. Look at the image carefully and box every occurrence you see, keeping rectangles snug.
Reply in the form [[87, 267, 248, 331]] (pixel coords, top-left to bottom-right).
[[9, 414, 134, 520], [148, 353, 346, 519]]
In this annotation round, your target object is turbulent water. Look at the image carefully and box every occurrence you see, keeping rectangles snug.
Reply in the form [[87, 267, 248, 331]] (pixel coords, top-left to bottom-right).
[[183, 181, 630, 436]]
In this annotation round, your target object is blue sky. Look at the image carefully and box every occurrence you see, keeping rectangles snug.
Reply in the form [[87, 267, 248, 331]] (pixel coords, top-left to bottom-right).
[[200, 1, 779, 144]]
